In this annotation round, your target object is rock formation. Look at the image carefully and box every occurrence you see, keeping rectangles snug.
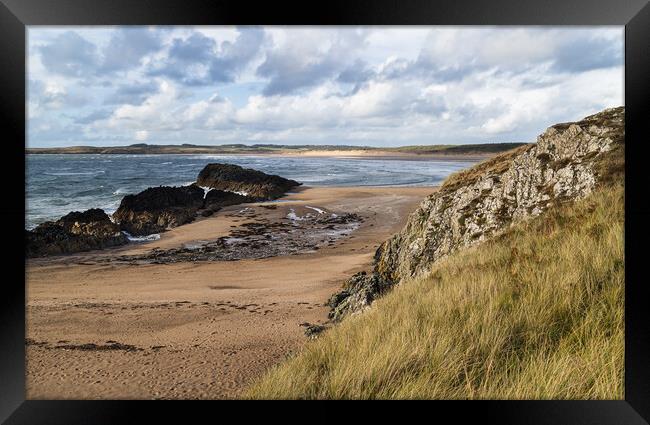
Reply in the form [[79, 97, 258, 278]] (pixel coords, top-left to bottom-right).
[[26, 208, 128, 257], [197, 163, 301, 200], [112, 185, 205, 235], [327, 271, 393, 322], [113, 163, 300, 234], [27, 164, 304, 256], [201, 189, 254, 216], [329, 106, 625, 321]]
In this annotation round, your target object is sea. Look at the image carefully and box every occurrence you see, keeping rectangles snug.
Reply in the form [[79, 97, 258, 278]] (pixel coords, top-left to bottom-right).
[[25, 154, 477, 229]]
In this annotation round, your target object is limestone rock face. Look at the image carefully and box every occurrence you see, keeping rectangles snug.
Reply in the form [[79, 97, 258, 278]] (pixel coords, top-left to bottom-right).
[[197, 163, 301, 200], [26, 208, 127, 257], [331, 107, 625, 320], [113, 185, 205, 235]]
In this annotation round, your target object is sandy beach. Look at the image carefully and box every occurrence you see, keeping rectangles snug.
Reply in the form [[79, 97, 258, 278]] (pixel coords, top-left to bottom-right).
[[26, 185, 434, 399], [267, 150, 494, 162]]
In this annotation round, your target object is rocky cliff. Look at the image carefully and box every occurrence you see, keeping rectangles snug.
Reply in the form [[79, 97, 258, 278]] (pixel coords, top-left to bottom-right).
[[329, 106, 625, 321]]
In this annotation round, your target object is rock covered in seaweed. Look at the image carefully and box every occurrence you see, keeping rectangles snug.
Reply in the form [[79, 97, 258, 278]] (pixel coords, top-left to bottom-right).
[[26, 208, 127, 257], [329, 106, 625, 321], [197, 163, 301, 200], [112, 185, 205, 236]]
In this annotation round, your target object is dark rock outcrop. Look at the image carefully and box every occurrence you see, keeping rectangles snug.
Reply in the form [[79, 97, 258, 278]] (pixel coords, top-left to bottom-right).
[[204, 189, 255, 210], [302, 323, 328, 339], [328, 106, 625, 321], [27, 165, 303, 255], [26, 208, 127, 257], [112, 185, 205, 235], [197, 163, 301, 200], [327, 271, 392, 322]]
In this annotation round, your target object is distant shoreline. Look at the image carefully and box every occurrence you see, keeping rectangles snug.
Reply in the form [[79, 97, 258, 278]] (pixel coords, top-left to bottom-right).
[[26, 143, 527, 161], [26, 151, 491, 162]]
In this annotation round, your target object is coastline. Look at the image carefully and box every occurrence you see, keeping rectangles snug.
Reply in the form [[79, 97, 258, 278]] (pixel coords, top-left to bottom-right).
[[25, 143, 527, 162], [265, 151, 494, 161], [26, 185, 435, 399], [26, 150, 495, 162]]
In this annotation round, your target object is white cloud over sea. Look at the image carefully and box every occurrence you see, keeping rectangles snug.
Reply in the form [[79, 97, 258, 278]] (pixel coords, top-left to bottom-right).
[[27, 26, 623, 147]]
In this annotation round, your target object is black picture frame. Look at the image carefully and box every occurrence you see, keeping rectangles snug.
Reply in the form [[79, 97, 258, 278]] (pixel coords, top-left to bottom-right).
[[1, 0, 649, 422]]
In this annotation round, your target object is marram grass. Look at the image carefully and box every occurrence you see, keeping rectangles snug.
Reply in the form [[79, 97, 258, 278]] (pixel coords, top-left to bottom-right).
[[246, 184, 624, 399]]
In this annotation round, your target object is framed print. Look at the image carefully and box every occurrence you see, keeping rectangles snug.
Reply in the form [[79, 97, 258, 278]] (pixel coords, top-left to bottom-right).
[[1, 0, 649, 423]]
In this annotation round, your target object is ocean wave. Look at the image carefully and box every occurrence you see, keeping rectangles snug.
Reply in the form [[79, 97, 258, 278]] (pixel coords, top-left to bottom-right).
[[174, 163, 201, 167], [26, 155, 477, 230], [287, 208, 305, 221], [305, 206, 326, 214], [199, 186, 213, 198], [220, 188, 248, 197], [44, 171, 105, 176], [122, 231, 161, 242], [74, 189, 104, 197]]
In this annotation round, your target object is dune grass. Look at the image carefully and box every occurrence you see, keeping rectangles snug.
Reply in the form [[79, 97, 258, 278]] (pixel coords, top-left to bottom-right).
[[246, 183, 624, 399]]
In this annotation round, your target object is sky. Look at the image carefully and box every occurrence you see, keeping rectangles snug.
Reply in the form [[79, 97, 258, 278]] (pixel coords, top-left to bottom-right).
[[27, 26, 623, 148]]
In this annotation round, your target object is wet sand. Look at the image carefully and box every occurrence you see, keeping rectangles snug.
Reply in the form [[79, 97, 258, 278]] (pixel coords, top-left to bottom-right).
[[26, 186, 435, 399]]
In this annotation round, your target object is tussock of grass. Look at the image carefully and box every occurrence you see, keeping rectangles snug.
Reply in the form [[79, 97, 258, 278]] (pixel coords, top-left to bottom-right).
[[247, 184, 624, 399]]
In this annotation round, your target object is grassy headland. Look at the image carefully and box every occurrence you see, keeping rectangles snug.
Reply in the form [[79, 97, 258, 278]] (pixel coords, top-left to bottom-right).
[[247, 180, 624, 399]]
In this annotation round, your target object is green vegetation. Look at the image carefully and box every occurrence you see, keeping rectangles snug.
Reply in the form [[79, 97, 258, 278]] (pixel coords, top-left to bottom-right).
[[389, 143, 527, 155], [25, 142, 528, 156], [246, 182, 624, 399]]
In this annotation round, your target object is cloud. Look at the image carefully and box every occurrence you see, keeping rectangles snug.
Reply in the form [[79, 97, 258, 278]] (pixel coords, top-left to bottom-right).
[[99, 80, 235, 134], [107, 80, 181, 129], [382, 28, 625, 84], [38, 31, 99, 78], [100, 27, 164, 74], [29, 79, 89, 112], [103, 80, 159, 105], [28, 26, 624, 147], [74, 109, 113, 125], [148, 27, 264, 85], [148, 32, 216, 84], [36, 28, 165, 79], [257, 28, 370, 96], [135, 130, 149, 141], [552, 31, 623, 72], [337, 59, 374, 84], [210, 26, 265, 81]]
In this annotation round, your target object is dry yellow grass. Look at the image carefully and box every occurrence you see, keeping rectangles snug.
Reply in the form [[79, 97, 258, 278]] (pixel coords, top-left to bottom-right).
[[247, 183, 624, 399]]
